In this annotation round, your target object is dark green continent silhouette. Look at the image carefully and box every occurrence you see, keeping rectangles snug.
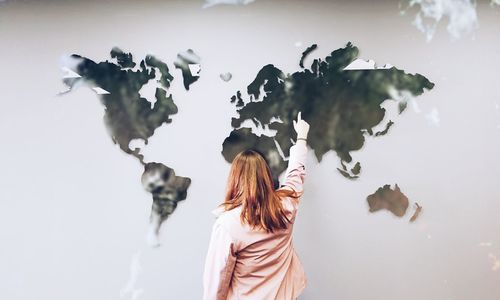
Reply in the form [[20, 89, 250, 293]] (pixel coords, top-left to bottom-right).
[[222, 42, 434, 185], [61, 47, 192, 244], [174, 49, 201, 90], [367, 184, 409, 217], [63, 47, 178, 163]]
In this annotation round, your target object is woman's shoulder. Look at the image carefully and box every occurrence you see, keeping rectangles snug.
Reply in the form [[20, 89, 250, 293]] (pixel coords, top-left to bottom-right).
[[210, 206, 251, 249], [275, 188, 300, 220], [212, 205, 242, 226]]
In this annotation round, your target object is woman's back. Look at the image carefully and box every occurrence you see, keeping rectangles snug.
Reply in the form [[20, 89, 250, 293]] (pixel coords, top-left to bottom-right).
[[203, 112, 309, 300], [203, 140, 308, 300], [214, 196, 306, 299]]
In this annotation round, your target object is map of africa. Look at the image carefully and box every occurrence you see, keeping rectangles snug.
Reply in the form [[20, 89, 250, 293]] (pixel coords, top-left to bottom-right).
[[60, 42, 434, 241]]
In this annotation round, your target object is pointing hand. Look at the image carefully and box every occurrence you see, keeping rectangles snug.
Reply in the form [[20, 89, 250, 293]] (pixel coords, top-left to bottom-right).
[[292, 111, 309, 140]]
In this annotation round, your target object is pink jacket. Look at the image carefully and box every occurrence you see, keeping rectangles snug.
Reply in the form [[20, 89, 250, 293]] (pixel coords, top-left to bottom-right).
[[203, 141, 308, 300]]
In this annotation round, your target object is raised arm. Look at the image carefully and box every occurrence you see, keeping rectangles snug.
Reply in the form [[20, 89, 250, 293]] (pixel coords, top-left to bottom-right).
[[280, 139, 308, 193], [280, 111, 309, 194]]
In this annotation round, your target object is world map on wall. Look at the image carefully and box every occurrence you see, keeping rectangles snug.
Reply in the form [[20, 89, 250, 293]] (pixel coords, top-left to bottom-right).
[[60, 42, 434, 242]]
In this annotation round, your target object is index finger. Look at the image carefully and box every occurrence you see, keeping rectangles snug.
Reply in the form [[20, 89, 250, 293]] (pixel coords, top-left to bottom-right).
[[297, 111, 302, 121]]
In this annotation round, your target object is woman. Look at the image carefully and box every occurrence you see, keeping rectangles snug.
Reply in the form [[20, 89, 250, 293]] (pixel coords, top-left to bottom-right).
[[203, 112, 310, 300]]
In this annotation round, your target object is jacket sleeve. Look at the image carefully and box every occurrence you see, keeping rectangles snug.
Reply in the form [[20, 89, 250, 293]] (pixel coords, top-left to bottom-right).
[[280, 140, 308, 195], [202, 219, 237, 300]]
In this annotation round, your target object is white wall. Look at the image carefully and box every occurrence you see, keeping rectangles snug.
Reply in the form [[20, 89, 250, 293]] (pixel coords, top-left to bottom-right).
[[0, 0, 499, 299]]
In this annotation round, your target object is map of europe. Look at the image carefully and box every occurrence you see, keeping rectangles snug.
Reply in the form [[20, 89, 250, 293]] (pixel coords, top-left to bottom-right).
[[60, 43, 434, 241]]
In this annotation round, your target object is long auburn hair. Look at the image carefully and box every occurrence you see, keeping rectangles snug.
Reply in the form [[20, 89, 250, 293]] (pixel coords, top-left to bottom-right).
[[221, 149, 302, 233]]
